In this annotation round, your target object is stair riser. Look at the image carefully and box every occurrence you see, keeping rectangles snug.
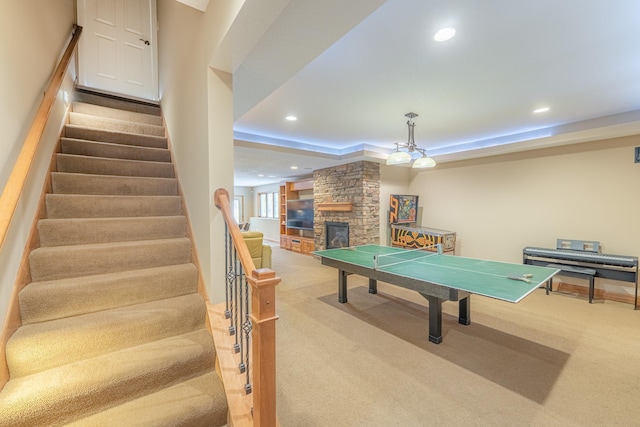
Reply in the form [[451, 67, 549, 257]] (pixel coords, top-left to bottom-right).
[[38, 216, 186, 247], [69, 112, 165, 137], [1, 330, 215, 426], [73, 90, 161, 116], [61, 138, 171, 163], [51, 172, 178, 196], [57, 154, 175, 178], [7, 294, 207, 377], [29, 238, 192, 282], [72, 102, 163, 126], [45, 194, 182, 219], [20, 264, 198, 324], [65, 124, 167, 149], [69, 371, 227, 427]]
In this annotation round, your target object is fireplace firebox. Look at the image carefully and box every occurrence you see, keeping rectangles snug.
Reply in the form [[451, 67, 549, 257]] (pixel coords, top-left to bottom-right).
[[326, 222, 349, 249]]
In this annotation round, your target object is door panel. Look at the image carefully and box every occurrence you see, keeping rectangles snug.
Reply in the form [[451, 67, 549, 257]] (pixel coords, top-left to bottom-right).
[[78, 0, 158, 101]]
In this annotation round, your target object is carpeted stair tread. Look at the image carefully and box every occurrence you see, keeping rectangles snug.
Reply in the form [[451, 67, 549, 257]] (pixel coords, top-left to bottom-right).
[[60, 137, 171, 163], [57, 153, 175, 178], [51, 172, 178, 196], [64, 124, 167, 149], [6, 293, 207, 377], [45, 194, 182, 219], [38, 215, 186, 247], [19, 263, 198, 324], [0, 329, 217, 427], [73, 90, 161, 116], [66, 371, 228, 427], [72, 102, 163, 126], [29, 237, 192, 282], [69, 112, 165, 137]]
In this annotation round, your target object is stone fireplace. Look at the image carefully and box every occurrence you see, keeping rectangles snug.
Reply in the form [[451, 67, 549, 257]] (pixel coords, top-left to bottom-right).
[[314, 161, 380, 250], [326, 222, 349, 249]]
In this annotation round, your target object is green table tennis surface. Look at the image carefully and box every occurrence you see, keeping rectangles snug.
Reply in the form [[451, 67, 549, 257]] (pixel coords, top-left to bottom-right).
[[313, 244, 558, 303]]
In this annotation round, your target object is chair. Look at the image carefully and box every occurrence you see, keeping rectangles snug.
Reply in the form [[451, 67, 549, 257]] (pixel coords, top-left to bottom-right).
[[241, 231, 272, 269]]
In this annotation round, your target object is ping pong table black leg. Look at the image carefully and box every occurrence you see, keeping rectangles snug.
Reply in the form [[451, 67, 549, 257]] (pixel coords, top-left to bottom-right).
[[458, 296, 471, 326], [426, 296, 443, 344], [368, 278, 377, 294], [338, 270, 348, 303]]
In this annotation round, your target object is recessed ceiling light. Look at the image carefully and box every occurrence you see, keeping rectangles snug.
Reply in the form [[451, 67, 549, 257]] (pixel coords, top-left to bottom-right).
[[533, 107, 550, 114], [290, 166, 298, 170], [258, 174, 264, 177], [434, 27, 456, 42], [285, 115, 297, 121]]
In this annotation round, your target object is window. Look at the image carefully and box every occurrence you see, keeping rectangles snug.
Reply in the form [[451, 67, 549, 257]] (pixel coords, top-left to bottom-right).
[[233, 196, 243, 224], [258, 191, 279, 219]]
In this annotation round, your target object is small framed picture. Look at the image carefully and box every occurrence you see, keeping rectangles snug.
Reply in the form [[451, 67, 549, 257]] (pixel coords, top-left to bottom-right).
[[389, 194, 418, 224]]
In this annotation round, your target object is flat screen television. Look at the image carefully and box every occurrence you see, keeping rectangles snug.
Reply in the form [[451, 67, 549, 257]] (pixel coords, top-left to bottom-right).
[[287, 199, 314, 231]]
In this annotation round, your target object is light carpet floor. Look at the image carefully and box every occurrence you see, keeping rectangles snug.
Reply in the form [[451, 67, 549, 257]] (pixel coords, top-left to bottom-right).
[[272, 245, 640, 426]]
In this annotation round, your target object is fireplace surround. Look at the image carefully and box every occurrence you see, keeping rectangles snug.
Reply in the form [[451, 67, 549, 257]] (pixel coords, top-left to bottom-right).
[[326, 222, 349, 249]]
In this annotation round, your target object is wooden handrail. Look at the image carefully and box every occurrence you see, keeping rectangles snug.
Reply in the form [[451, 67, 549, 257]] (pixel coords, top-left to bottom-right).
[[214, 188, 257, 273], [0, 25, 82, 251], [214, 188, 280, 427]]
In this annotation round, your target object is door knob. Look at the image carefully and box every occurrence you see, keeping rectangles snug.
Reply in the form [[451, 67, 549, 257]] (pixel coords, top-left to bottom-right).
[[139, 38, 150, 46]]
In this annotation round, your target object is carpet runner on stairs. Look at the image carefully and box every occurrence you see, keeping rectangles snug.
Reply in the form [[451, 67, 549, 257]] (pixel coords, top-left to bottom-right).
[[0, 91, 228, 426]]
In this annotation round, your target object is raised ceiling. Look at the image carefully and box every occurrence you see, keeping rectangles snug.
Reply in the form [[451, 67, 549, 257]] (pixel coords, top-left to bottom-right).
[[228, 0, 640, 186]]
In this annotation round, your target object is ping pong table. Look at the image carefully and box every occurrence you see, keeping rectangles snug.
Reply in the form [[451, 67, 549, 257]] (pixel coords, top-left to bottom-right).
[[313, 244, 559, 344]]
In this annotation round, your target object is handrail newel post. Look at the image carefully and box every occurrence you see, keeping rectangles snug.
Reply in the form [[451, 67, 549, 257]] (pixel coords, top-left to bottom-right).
[[248, 269, 280, 427]]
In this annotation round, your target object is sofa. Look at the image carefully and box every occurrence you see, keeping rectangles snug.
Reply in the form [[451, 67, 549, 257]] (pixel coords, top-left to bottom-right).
[[241, 231, 272, 269]]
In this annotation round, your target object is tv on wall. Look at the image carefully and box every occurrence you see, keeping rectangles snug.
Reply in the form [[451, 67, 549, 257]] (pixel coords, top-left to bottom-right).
[[287, 199, 314, 231]]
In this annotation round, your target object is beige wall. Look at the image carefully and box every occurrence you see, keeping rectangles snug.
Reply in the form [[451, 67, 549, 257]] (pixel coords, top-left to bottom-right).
[[0, 1, 75, 330], [408, 135, 640, 297], [379, 164, 411, 246], [157, 0, 243, 303]]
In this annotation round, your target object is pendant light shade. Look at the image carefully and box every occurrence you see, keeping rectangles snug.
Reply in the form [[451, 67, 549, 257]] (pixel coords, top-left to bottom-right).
[[386, 112, 436, 168]]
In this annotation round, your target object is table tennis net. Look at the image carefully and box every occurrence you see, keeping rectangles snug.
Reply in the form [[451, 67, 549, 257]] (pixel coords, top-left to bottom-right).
[[373, 245, 441, 270]]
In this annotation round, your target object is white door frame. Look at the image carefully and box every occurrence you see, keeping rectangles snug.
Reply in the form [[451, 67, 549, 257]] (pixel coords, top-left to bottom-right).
[[77, 0, 159, 102]]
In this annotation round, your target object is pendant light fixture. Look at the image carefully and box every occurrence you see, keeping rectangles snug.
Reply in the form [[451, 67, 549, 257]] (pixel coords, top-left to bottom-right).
[[386, 112, 436, 168]]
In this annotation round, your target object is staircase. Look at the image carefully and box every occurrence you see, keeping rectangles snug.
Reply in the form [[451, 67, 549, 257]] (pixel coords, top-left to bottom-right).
[[0, 91, 228, 426]]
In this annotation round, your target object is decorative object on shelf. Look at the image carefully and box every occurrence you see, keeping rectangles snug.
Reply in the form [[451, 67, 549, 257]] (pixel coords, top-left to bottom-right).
[[386, 112, 436, 168]]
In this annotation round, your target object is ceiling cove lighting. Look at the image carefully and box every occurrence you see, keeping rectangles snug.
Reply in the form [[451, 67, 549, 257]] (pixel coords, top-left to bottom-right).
[[434, 27, 456, 42], [386, 112, 436, 168]]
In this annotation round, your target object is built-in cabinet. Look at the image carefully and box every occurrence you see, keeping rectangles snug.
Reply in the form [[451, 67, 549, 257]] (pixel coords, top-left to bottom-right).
[[279, 178, 315, 255]]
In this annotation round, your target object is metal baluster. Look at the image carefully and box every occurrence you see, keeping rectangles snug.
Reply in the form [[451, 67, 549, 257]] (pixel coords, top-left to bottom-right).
[[224, 225, 232, 320], [242, 273, 253, 394], [238, 264, 246, 372], [229, 246, 238, 335], [233, 247, 240, 351]]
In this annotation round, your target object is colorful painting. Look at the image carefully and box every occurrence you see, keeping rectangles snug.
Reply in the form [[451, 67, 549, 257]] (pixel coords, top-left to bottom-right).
[[389, 194, 418, 224]]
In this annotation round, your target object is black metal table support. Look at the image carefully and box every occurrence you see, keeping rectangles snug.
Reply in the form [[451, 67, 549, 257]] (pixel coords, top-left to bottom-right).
[[459, 296, 471, 325], [338, 270, 348, 303], [368, 278, 377, 294]]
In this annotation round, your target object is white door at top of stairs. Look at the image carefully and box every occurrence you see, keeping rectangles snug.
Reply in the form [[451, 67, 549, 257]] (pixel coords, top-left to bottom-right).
[[77, 0, 159, 102]]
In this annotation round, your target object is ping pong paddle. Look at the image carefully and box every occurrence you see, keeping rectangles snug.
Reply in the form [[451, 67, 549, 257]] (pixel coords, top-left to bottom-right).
[[507, 275, 531, 283]]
